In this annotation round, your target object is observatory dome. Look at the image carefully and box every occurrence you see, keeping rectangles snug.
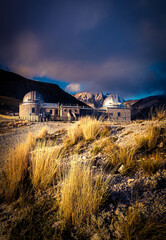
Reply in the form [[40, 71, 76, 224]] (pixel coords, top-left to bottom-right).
[[103, 94, 124, 108], [23, 91, 44, 104]]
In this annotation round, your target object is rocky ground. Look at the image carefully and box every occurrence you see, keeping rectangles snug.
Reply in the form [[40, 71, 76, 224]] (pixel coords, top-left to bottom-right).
[[0, 118, 165, 239]]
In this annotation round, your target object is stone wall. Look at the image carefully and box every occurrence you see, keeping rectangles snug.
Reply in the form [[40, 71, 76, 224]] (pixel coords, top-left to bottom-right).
[[107, 108, 131, 121], [19, 103, 40, 119]]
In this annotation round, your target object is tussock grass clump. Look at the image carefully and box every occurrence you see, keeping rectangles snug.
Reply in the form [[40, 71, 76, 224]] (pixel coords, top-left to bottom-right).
[[64, 117, 102, 146], [80, 116, 101, 141], [118, 202, 166, 240], [65, 124, 83, 146], [91, 138, 109, 156], [30, 147, 61, 189], [59, 160, 108, 229], [104, 141, 136, 173], [151, 107, 166, 120], [140, 152, 166, 175], [4, 144, 29, 200], [3, 133, 36, 200], [135, 124, 161, 152], [38, 127, 48, 138], [156, 108, 166, 120]]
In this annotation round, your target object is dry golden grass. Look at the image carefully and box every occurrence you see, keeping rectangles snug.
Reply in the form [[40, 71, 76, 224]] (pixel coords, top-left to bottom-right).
[[65, 123, 83, 146], [104, 141, 136, 173], [151, 107, 166, 120], [140, 152, 166, 175], [38, 127, 48, 138], [135, 124, 161, 152], [58, 159, 108, 228], [118, 202, 166, 240], [80, 117, 101, 141], [30, 146, 62, 189], [91, 138, 108, 156], [4, 144, 30, 200], [0, 114, 19, 120], [64, 117, 102, 146], [3, 133, 36, 200]]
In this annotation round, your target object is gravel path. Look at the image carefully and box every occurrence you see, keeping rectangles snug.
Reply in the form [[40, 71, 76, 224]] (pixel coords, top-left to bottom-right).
[[0, 121, 72, 168]]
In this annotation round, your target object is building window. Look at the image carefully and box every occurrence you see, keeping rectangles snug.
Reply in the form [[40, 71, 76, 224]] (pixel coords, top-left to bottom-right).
[[75, 109, 77, 113], [50, 109, 52, 114], [64, 109, 67, 112], [55, 110, 58, 114], [32, 108, 35, 113], [118, 112, 121, 117]]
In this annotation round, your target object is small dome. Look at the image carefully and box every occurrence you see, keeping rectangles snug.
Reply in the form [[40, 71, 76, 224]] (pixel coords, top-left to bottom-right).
[[23, 91, 44, 103], [103, 94, 124, 108]]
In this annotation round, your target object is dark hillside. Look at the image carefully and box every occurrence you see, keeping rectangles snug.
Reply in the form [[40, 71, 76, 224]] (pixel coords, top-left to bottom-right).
[[131, 95, 166, 120], [0, 69, 88, 105]]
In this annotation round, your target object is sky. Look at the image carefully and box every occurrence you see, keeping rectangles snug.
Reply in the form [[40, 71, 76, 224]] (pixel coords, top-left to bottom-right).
[[0, 0, 166, 99]]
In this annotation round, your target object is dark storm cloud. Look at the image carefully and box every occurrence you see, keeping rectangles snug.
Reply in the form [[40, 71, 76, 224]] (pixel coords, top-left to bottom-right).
[[0, 0, 166, 97]]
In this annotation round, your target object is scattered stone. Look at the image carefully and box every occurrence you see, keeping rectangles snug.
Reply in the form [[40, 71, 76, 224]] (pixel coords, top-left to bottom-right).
[[159, 142, 164, 148], [118, 165, 125, 173]]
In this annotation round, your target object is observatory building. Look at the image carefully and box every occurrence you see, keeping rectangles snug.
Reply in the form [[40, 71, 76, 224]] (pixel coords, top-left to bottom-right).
[[19, 91, 131, 122], [102, 94, 131, 121]]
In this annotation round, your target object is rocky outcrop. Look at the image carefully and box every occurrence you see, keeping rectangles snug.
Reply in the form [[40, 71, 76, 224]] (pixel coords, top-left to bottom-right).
[[73, 92, 106, 108]]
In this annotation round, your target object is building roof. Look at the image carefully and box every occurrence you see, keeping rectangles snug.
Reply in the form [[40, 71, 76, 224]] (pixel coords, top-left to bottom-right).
[[41, 103, 58, 108]]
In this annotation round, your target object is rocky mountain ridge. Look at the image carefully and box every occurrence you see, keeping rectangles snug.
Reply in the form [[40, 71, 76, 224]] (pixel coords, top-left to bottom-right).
[[73, 91, 106, 108]]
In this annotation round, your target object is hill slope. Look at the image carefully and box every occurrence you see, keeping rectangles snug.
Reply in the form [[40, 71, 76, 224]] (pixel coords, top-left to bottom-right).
[[131, 95, 166, 119], [0, 69, 88, 113]]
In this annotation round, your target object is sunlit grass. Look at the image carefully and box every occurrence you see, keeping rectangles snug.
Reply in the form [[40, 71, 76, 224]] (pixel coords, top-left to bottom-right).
[[3, 133, 35, 200], [118, 202, 166, 240], [30, 146, 62, 189], [0, 113, 19, 120], [80, 116, 101, 141], [135, 124, 161, 152], [140, 152, 166, 175], [58, 159, 108, 229], [37, 127, 48, 138]]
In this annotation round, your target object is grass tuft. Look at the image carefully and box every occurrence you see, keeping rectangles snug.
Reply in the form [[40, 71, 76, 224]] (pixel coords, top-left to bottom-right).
[[140, 152, 166, 175], [58, 159, 108, 229], [38, 127, 48, 138], [80, 117, 101, 141], [3, 143, 30, 200], [135, 124, 161, 152], [118, 202, 166, 240], [30, 145, 62, 189]]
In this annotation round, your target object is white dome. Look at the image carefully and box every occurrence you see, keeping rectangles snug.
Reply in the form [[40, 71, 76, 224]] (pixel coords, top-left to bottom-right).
[[23, 91, 44, 104], [103, 94, 124, 108]]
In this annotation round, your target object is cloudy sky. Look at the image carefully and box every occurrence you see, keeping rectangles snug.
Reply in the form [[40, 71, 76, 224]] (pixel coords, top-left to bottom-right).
[[0, 0, 166, 99]]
